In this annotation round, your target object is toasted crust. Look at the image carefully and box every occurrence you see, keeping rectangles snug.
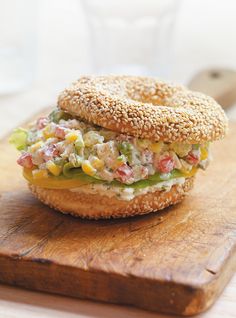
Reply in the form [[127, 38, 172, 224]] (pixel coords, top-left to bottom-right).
[[58, 75, 228, 143], [29, 177, 194, 219]]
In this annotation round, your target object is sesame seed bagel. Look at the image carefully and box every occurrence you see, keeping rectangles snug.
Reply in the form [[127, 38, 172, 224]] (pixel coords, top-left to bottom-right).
[[29, 177, 194, 219], [58, 75, 228, 143]]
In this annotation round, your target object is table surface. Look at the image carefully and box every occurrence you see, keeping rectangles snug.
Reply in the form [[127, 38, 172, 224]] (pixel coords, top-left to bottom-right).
[[0, 0, 236, 317]]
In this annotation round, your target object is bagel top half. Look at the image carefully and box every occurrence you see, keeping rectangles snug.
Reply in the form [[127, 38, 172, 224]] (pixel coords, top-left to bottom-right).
[[58, 75, 228, 143]]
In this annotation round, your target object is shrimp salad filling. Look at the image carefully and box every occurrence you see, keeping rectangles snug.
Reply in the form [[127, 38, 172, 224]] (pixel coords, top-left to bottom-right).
[[10, 109, 211, 201]]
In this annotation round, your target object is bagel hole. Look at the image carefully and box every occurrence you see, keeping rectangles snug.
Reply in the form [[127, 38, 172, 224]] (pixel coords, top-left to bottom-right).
[[128, 94, 163, 106]]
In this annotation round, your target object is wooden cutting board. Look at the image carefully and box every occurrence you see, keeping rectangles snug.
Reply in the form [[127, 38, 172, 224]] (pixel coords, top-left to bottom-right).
[[0, 116, 236, 316]]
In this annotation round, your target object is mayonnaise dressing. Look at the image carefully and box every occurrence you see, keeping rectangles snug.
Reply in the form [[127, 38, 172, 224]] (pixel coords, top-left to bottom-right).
[[70, 177, 185, 201]]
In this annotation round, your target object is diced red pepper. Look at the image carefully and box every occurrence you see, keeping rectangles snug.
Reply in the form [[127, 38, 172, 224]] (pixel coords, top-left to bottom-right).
[[36, 117, 48, 130], [17, 152, 34, 169], [155, 155, 175, 174], [55, 126, 66, 139], [115, 164, 133, 183], [185, 151, 200, 165]]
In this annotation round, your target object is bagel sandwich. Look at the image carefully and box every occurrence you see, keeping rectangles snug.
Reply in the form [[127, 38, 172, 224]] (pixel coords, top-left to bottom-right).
[[10, 75, 228, 219]]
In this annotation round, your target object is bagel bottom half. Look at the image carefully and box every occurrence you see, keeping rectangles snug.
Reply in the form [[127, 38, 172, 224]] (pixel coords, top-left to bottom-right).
[[28, 177, 194, 219]]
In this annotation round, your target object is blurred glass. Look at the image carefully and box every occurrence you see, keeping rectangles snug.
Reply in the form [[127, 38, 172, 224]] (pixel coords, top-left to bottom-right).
[[82, 0, 180, 78], [0, 0, 38, 95]]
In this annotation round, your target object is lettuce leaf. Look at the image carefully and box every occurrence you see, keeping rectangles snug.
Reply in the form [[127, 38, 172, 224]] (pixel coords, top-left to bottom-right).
[[9, 128, 28, 151], [58, 166, 184, 189]]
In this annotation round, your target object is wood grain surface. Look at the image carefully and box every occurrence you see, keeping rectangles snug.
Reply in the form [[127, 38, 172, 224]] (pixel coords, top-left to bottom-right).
[[0, 118, 235, 316]]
